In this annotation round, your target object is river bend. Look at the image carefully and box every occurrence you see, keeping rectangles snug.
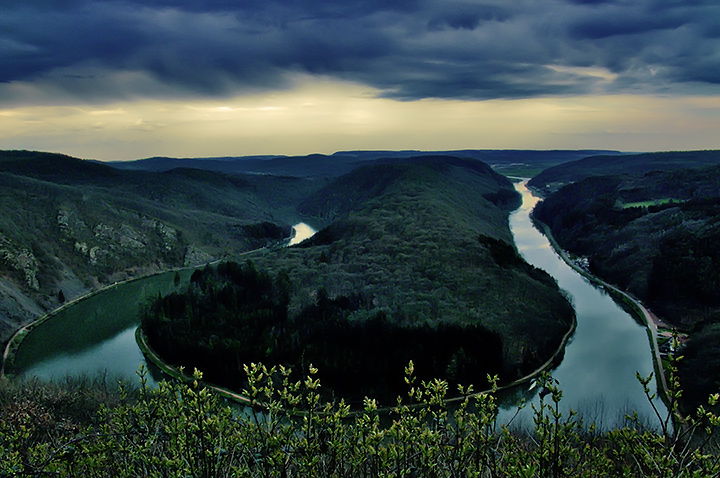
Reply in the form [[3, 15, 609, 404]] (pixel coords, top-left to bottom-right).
[[11, 194, 666, 427]]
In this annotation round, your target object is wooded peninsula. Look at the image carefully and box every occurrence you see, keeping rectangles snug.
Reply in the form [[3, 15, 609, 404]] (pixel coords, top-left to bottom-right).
[[142, 158, 575, 402]]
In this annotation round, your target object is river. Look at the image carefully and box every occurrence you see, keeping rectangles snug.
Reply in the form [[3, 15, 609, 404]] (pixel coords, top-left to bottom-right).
[[9, 268, 195, 386], [10, 201, 666, 428], [499, 181, 666, 428], [288, 222, 317, 246]]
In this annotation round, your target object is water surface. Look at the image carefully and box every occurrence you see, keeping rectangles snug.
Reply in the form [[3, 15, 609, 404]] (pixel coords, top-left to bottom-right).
[[289, 222, 317, 246], [15, 268, 193, 384], [498, 181, 666, 428]]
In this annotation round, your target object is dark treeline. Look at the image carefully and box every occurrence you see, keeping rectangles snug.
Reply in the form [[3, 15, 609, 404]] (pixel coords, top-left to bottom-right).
[[142, 260, 504, 403], [255, 160, 574, 382], [533, 164, 720, 411]]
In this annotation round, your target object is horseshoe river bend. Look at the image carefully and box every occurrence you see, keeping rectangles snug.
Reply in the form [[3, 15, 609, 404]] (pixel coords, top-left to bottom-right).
[[4, 184, 667, 428]]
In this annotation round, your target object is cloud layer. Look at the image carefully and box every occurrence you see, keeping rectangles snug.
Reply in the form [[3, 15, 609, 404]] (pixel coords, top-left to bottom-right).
[[2, 0, 719, 105]]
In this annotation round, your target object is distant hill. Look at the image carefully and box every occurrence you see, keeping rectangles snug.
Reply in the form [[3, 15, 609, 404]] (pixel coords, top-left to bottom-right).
[[297, 155, 520, 221], [0, 150, 122, 182], [528, 150, 720, 195], [109, 149, 620, 178], [107, 153, 367, 178]]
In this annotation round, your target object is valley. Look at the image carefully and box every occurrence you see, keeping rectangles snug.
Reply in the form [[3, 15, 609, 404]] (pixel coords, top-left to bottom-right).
[[3, 148, 719, 413], [0, 151, 322, 343], [531, 152, 720, 411], [3, 148, 719, 476]]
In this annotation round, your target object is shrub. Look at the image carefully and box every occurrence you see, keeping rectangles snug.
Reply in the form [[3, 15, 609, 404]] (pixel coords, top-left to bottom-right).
[[1, 362, 718, 477]]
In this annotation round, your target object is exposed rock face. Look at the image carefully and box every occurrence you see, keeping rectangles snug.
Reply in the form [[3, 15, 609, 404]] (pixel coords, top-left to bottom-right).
[[0, 151, 307, 345], [0, 208, 197, 343], [57, 208, 90, 242], [55, 206, 187, 271], [142, 219, 178, 252], [184, 246, 214, 267], [0, 279, 45, 342], [0, 234, 40, 291], [94, 223, 147, 251]]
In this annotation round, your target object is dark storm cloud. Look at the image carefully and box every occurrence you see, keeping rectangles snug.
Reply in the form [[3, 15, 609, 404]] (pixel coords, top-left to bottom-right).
[[1, 0, 719, 104]]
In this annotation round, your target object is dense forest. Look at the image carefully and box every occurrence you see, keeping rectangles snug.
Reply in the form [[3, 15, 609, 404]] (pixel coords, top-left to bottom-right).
[[0, 149, 588, 345], [143, 261, 504, 402], [142, 158, 575, 402], [532, 163, 720, 410], [5, 149, 720, 475], [0, 149, 593, 346]]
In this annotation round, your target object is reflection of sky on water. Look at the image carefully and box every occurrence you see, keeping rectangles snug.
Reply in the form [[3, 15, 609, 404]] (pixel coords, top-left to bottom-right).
[[498, 182, 666, 429], [23, 326, 156, 386], [289, 222, 317, 246]]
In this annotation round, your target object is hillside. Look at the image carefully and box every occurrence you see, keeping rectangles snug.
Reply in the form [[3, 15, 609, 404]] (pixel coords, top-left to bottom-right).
[[532, 164, 720, 410], [533, 163, 720, 325], [528, 150, 720, 195], [110, 149, 619, 179], [142, 157, 575, 401], [0, 151, 322, 343]]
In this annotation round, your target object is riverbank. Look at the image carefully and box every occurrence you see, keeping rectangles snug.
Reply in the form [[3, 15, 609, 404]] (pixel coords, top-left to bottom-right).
[[1, 280, 128, 379], [1, 244, 279, 380], [445, 310, 577, 405], [5, 216, 577, 413], [134, 230, 578, 412], [135, 310, 577, 413], [135, 327, 252, 405]]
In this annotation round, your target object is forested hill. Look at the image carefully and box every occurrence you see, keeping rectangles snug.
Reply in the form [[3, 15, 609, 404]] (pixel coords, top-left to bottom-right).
[[143, 157, 575, 401], [298, 156, 518, 227], [532, 163, 720, 410], [0, 150, 122, 183], [0, 150, 321, 343], [528, 150, 720, 195]]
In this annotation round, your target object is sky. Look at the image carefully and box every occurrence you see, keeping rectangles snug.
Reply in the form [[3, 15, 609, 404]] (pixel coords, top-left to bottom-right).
[[1, 0, 719, 160]]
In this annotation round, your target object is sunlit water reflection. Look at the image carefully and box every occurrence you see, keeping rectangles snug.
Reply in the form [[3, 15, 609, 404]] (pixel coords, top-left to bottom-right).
[[288, 222, 317, 246]]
